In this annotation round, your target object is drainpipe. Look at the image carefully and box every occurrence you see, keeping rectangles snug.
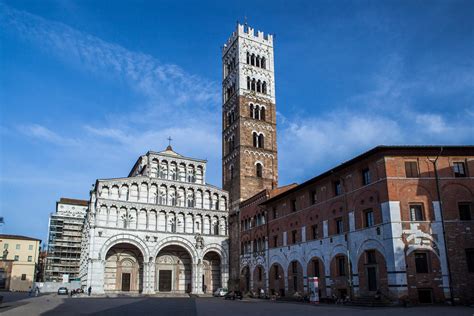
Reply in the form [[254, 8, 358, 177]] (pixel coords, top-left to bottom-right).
[[429, 147, 454, 305]]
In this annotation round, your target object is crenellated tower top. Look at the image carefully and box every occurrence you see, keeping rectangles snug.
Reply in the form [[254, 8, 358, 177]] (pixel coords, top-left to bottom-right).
[[222, 24, 273, 55]]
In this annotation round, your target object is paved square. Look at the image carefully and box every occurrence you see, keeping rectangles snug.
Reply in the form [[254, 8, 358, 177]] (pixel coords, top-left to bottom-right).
[[1, 293, 473, 316]]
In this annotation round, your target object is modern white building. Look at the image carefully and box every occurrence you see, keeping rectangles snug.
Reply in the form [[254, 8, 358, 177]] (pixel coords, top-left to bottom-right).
[[80, 146, 229, 294]]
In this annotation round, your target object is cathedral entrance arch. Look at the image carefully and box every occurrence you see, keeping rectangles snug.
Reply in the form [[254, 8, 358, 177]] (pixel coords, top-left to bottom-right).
[[104, 243, 144, 293], [155, 245, 192, 293], [203, 251, 221, 293]]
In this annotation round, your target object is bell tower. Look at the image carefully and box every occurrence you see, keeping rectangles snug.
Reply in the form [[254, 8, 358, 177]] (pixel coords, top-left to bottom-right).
[[222, 24, 278, 208]]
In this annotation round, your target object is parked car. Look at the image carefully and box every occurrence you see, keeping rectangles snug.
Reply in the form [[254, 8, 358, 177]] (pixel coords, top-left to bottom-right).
[[224, 291, 243, 300], [75, 288, 84, 294], [213, 288, 228, 297], [57, 287, 68, 295]]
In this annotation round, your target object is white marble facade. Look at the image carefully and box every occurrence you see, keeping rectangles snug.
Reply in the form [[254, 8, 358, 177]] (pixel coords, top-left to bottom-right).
[[80, 146, 229, 294]]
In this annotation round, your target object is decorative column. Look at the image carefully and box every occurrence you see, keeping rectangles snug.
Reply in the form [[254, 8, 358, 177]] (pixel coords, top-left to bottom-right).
[[194, 261, 204, 294], [146, 259, 156, 294], [325, 260, 332, 297]]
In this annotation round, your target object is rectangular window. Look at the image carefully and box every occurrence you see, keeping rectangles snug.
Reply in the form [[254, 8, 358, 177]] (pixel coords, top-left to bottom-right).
[[466, 249, 474, 273], [459, 203, 472, 221], [362, 168, 371, 186], [335, 218, 343, 234], [28, 256, 32, 262], [415, 252, 429, 273], [291, 230, 297, 244], [405, 161, 419, 178], [310, 190, 317, 204], [15, 244, 20, 250], [311, 224, 318, 240], [14, 255, 19, 261], [291, 199, 297, 212], [334, 180, 342, 196], [337, 257, 346, 276], [313, 260, 320, 277], [272, 207, 277, 219], [21, 274, 26, 281], [365, 209, 375, 227], [366, 250, 376, 264], [273, 235, 278, 247], [453, 162, 467, 178], [29, 244, 33, 251], [410, 204, 424, 221]]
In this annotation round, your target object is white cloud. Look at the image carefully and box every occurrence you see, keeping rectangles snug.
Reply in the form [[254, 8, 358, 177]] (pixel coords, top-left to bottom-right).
[[415, 114, 449, 134], [18, 124, 80, 146]]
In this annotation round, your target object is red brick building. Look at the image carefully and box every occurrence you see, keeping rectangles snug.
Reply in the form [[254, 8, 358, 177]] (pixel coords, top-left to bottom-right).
[[237, 146, 474, 305]]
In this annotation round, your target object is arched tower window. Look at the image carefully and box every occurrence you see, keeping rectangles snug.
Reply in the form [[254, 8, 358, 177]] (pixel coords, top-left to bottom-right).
[[253, 132, 258, 148], [261, 57, 266, 69], [247, 76, 251, 90], [229, 165, 234, 180], [261, 107, 266, 121], [256, 56, 261, 68], [251, 78, 256, 91], [255, 105, 260, 120], [256, 163, 263, 178], [249, 104, 254, 119], [259, 134, 264, 148], [251, 54, 255, 66], [246, 52, 250, 64], [256, 80, 261, 93], [262, 81, 267, 94]]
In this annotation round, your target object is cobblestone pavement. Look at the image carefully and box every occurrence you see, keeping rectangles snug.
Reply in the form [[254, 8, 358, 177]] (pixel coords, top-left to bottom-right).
[[0, 294, 473, 316]]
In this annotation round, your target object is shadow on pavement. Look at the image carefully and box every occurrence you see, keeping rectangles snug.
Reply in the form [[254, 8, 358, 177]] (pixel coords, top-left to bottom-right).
[[40, 297, 197, 316]]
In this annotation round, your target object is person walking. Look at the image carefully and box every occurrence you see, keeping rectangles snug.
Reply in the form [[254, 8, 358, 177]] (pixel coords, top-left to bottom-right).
[[88, 286, 92, 296]]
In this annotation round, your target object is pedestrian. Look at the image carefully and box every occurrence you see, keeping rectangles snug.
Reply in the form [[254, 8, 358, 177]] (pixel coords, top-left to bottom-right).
[[28, 286, 32, 297], [35, 287, 40, 297], [88, 286, 92, 296]]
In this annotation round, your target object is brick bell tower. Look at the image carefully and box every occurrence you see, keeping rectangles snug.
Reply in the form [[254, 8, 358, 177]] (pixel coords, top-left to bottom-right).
[[222, 24, 278, 286]]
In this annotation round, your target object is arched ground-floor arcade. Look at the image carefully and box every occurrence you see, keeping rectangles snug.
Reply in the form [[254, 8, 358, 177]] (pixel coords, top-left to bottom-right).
[[84, 234, 229, 295]]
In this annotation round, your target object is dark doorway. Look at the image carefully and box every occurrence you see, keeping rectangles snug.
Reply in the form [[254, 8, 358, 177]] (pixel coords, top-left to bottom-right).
[[159, 270, 172, 292], [418, 288, 433, 304], [367, 267, 377, 291], [121, 273, 131, 292]]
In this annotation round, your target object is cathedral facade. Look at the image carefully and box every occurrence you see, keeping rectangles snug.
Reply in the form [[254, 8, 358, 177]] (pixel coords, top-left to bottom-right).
[[80, 147, 229, 294]]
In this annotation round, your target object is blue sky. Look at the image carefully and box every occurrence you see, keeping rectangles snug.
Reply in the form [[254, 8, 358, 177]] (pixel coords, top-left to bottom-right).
[[1, 0, 473, 242]]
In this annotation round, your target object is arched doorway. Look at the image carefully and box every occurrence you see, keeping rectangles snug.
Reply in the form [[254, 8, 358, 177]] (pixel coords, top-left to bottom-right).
[[252, 265, 265, 293], [156, 245, 192, 293], [357, 249, 388, 297], [330, 254, 350, 299], [287, 260, 304, 295], [104, 243, 144, 293], [203, 251, 221, 294], [307, 257, 327, 298], [269, 263, 285, 297], [240, 266, 250, 293], [406, 249, 444, 304]]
